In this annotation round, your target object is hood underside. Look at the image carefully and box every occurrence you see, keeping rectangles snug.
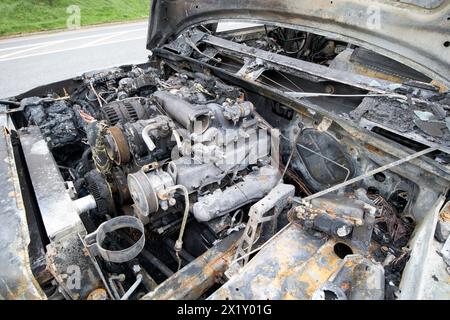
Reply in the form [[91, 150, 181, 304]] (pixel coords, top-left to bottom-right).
[[147, 0, 450, 88]]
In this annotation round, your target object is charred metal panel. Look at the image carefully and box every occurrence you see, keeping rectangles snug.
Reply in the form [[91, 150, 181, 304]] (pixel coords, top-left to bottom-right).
[[399, 195, 450, 299], [148, 0, 450, 87], [199, 32, 397, 93], [209, 224, 387, 300], [0, 107, 46, 300], [209, 225, 331, 300], [16, 126, 104, 299], [46, 232, 105, 300], [18, 126, 85, 241], [349, 48, 431, 83]]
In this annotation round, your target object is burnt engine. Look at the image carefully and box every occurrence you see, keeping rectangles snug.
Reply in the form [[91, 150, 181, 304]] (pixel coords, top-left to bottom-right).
[[13, 66, 286, 300], [8, 51, 442, 300], [77, 70, 275, 228]]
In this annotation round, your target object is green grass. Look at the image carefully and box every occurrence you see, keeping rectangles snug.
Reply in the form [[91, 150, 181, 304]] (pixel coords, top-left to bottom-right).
[[0, 0, 150, 36]]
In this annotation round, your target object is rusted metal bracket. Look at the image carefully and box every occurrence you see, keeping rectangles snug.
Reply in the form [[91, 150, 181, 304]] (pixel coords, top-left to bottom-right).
[[230, 184, 295, 274]]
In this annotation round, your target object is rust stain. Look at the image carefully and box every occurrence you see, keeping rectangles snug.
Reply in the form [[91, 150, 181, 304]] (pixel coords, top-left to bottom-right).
[[440, 202, 450, 222], [364, 143, 383, 156], [295, 242, 341, 297], [354, 65, 404, 83], [430, 80, 447, 93]]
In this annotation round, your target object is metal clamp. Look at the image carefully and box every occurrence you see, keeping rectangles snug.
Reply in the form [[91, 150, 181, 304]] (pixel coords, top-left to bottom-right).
[[85, 216, 145, 263]]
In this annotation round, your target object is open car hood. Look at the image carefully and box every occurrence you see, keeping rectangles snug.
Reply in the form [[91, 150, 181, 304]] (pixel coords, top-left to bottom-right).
[[147, 0, 450, 87]]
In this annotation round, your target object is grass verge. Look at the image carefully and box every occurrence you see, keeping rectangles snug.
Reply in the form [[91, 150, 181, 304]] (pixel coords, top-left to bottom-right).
[[0, 0, 150, 36]]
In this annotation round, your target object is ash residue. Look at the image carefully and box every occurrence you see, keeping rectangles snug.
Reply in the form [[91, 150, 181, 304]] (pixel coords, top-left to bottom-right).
[[350, 97, 415, 133], [22, 97, 81, 149]]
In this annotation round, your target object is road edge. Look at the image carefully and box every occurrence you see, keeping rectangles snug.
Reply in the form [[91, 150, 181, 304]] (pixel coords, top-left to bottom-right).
[[0, 18, 149, 41]]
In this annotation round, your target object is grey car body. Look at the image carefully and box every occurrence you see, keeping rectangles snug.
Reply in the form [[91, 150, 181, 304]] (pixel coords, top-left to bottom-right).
[[0, 0, 449, 300]]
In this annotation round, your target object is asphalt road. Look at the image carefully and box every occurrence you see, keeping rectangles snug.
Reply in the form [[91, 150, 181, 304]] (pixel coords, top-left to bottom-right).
[[0, 21, 150, 99], [0, 21, 259, 99]]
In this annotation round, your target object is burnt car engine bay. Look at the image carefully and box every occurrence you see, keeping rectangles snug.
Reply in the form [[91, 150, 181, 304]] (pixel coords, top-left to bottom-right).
[[1, 24, 450, 300]]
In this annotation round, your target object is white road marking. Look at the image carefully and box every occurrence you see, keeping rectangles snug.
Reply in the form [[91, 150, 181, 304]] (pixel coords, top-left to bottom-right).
[[0, 36, 147, 62], [0, 21, 148, 45], [79, 30, 129, 48], [0, 43, 54, 59], [0, 28, 146, 53]]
